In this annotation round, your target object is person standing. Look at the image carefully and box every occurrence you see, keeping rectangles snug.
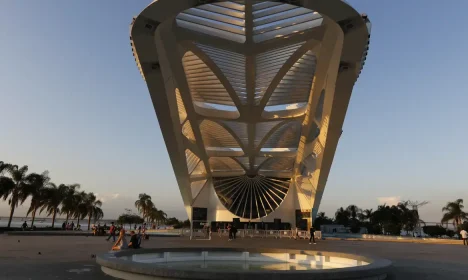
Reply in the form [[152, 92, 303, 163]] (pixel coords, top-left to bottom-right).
[[106, 222, 116, 242], [460, 229, 468, 246], [309, 226, 316, 244], [227, 224, 233, 241], [62, 222, 66, 230]]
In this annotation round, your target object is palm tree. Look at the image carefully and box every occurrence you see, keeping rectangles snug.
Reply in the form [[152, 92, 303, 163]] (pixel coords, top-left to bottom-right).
[[135, 193, 153, 221], [0, 165, 34, 228], [60, 184, 80, 223], [82, 192, 103, 230], [335, 207, 350, 226], [24, 171, 51, 227], [359, 208, 373, 222], [441, 199, 467, 229], [40, 183, 67, 228], [346, 205, 361, 220], [148, 207, 167, 226], [72, 191, 88, 227]]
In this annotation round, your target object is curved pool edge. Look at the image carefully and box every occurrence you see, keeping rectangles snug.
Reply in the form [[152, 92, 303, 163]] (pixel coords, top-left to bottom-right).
[[97, 248, 394, 280]]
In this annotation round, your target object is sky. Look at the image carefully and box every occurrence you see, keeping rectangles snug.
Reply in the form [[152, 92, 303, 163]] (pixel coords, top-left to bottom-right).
[[1, 0, 467, 222]]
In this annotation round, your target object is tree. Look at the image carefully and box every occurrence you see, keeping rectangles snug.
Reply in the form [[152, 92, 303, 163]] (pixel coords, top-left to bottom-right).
[[314, 212, 333, 229], [423, 225, 447, 237], [60, 184, 80, 223], [40, 183, 67, 228], [117, 213, 144, 228], [135, 193, 154, 221], [82, 192, 103, 230], [148, 207, 167, 226], [24, 171, 51, 227], [72, 191, 88, 227], [346, 205, 360, 220], [441, 199, 467, 229], [0, 165, 34, 228], [335, 207, 350, 226]]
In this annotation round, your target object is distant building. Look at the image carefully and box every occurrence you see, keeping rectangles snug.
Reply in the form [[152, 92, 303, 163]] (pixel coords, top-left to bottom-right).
[[130, 1, 371, 227]]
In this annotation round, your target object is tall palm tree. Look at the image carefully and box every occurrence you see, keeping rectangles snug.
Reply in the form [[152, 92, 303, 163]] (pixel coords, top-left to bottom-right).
[[40, 183, 67, 228], [72, 191, 88, 227], [0, 165, 34, 228], [135, 193, 153, 221], [361, 209, 373, 222], [346, 205, 361, 220], [148, 207, 167, 226], [24, 171, 51, 227], [441, 199, 467, 229], [335, 207, 350, 226], [82, 192, 103, 230], [60, 184, 80, 223]]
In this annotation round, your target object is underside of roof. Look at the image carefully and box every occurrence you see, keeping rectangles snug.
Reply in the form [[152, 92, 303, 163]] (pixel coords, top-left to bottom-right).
[[131, 0, 371, 220]]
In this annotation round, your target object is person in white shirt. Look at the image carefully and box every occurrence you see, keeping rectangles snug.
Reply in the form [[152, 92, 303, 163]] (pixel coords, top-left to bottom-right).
[[460, 229, 468, 246]]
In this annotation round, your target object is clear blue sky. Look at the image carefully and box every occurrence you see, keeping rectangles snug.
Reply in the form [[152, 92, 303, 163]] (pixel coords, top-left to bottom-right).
[[1, 0, 467, 221]]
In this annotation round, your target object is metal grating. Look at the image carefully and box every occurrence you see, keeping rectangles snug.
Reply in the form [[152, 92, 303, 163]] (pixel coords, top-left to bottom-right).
[[261, 120, 302, 148], [259, 157, 295, 171], [197, 44, 247, 104], [200, 120, 242, 148], [176, 2, 246, 43], [255, 43, 304, 104], [266, 50, 317, 106], [182, 121, 196, 141], [209, 157, 245, 173], [186, 149, 201, 174], [253, 2, 322, 42], [175, 88, 187, 124], [191, 160, 207, 176], [182, 51, 235, 106], [176, 1, 322, 43], [213, 175, 290, 219], [191, 179, 207, 199]]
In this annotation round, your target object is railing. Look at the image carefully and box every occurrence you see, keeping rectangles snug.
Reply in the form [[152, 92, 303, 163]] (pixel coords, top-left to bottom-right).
[[178, 229, 322, 240]]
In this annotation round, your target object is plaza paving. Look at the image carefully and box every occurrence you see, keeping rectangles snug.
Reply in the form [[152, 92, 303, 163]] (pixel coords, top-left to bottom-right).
[[0, 234, 466, 279]]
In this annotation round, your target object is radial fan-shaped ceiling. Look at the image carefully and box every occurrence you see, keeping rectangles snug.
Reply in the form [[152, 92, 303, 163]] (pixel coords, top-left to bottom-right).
[[213, 175, 290, 219]]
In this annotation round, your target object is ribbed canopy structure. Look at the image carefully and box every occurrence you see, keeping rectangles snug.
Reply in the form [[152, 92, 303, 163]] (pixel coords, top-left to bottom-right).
[[131, 0, 371, 222]]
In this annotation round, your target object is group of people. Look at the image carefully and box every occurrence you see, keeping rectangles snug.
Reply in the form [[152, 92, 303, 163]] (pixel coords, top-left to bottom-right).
[[103, 222, 148, 251], [61, 221, 81, 231]]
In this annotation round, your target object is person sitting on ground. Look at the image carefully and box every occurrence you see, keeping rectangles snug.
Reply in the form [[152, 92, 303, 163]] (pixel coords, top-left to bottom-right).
[[112, 229, 128, 251], [22, 221, 28, 231], [128, 231, 140, 249]]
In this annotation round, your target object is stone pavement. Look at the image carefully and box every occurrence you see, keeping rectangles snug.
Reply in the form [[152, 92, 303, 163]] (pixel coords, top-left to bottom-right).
[[0, 234, 467, 279]]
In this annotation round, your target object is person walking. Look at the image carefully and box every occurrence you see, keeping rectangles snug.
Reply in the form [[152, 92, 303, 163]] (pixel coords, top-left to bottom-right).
[[106, 222, 117, 242], [460, 229, 468, 246], [309, 226, 316, 244]]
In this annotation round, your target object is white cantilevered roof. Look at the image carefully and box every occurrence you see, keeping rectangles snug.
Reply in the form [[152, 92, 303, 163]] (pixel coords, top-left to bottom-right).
[[132, 0, 371, 220]]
